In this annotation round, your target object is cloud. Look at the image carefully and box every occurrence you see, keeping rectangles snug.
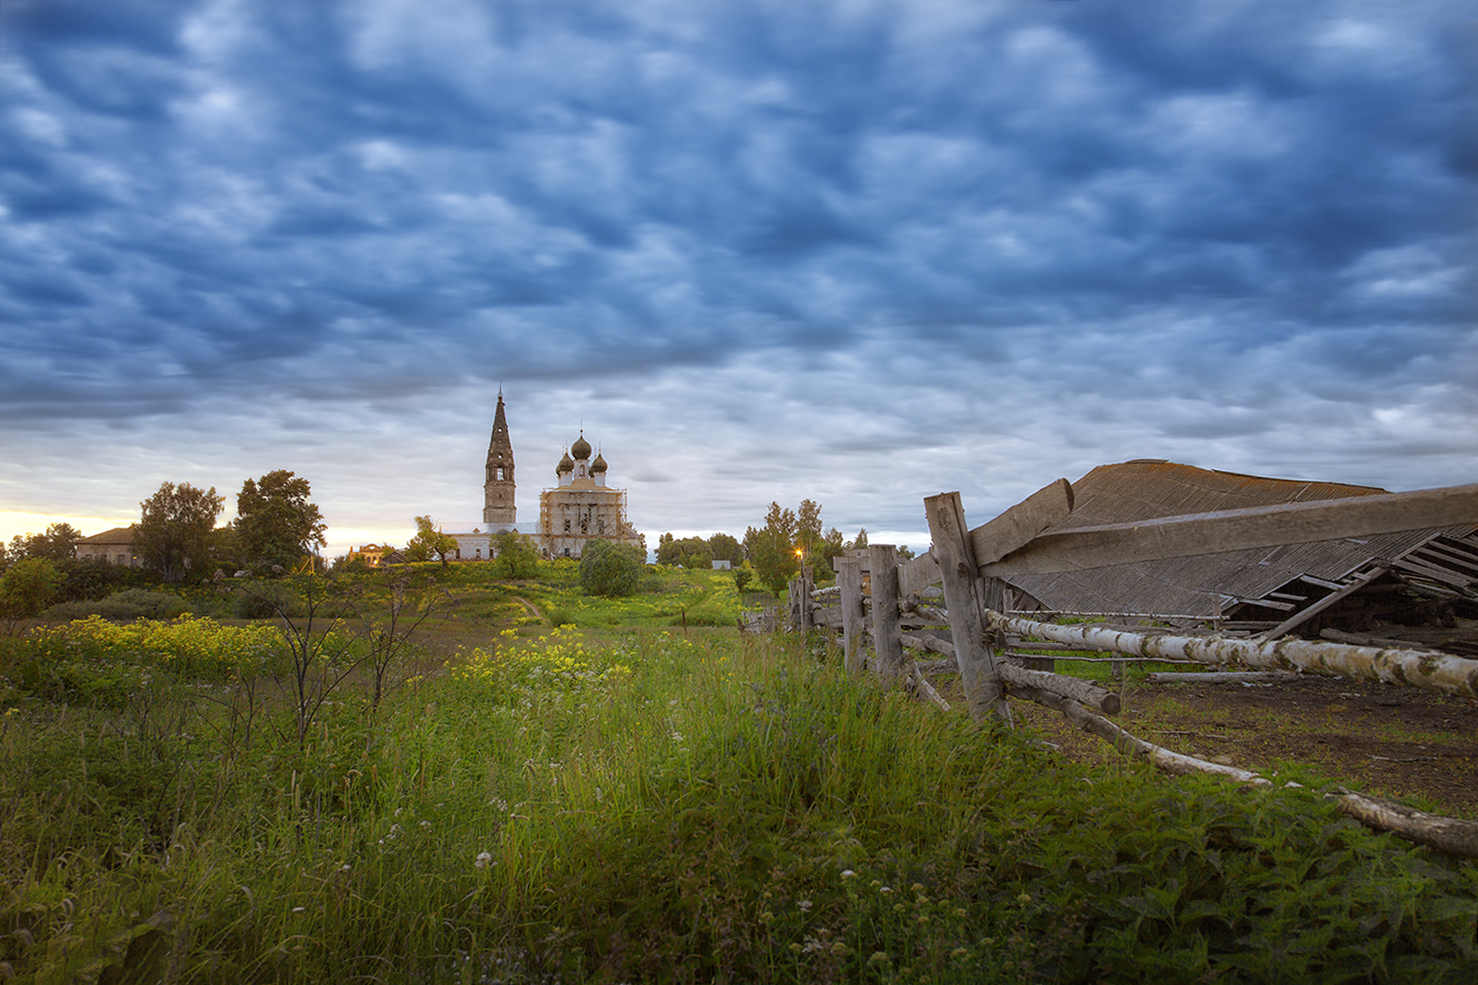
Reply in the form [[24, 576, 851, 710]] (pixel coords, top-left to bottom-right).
[[0, 0, 1473, 557]]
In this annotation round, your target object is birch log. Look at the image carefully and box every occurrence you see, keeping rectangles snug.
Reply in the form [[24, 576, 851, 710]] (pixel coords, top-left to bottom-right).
[[1331, 790, 1478, 860], [989, 612, 1478, 699], [1032, 692, 1270, 784]]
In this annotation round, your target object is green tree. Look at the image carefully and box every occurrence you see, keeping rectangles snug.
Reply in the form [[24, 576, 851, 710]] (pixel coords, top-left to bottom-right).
[[745, 502, 799, 596], [797, 499, 823, 557], [708, 533, 743, 565], [136, 482, 225, 583], [733, 561, 753, 596], [405, 516, 459, 568], [812, 526, 847, 586], [658, 536, 712, 569], [3, 523, 84, 567], [579, 538, 644, 597], [236, 471, 327, 571], [0, 557, 64, 633], [848, 527, 868, 550], [490, 530, 539, 578]]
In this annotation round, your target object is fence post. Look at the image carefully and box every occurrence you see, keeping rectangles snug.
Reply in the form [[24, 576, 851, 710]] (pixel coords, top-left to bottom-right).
[[924, 491, 1012, 725], [800, 565, 815, 631], [869, 544, 905, 682], [837, 556, 866, 675]]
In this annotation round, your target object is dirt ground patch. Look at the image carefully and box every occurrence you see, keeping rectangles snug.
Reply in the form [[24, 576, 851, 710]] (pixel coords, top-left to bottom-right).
[[1007, 672, 1478, 819]]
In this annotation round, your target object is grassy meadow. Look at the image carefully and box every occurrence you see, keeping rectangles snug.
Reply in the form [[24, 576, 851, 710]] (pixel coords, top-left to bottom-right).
[[2, 562, 1476, 983]]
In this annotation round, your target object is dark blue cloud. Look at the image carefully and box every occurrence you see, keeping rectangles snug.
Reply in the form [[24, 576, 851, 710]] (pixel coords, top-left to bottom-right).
[[0, 1, 1472, 546]]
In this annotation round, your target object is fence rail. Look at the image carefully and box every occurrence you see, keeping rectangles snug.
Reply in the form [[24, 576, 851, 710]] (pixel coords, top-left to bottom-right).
[[781, 477, 1478, 857]]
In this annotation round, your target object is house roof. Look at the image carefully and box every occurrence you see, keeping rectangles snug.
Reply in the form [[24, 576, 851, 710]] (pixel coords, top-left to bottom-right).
[[1008, 460, 1478, 621], [76, 526, 137, 545]]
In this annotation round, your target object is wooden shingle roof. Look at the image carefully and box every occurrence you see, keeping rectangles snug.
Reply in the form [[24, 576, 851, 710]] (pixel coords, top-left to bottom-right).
[[1008, 461, 1477, 620]]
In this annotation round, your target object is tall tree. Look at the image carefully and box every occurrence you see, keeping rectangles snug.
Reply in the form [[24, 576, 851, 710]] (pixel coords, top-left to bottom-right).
[[797, 499, 823, 557], [3, 523, 83, 566], [136, 482, 225, 583], [236, 470, 327, 571], [746, 502, 799, 596], [708, 533, 743, 565]]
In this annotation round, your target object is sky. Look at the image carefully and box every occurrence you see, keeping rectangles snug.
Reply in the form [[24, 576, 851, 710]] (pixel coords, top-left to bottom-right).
[[2, 0, 1475, 562]]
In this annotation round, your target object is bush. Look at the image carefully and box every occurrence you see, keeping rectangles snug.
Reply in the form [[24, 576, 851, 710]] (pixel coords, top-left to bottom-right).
[[1, 558, 65, 631], [578, 540, 644, 598], [43, 589, 190, 622]]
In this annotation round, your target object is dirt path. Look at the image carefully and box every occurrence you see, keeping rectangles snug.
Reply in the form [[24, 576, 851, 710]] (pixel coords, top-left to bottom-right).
[[512, 596, 541, 619]]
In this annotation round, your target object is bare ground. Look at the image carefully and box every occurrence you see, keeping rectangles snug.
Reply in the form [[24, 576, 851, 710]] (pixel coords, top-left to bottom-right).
[[1007, 672, 1478, 819]]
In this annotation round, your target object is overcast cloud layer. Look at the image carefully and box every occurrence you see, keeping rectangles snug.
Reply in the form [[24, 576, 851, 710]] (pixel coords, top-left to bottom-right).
[[2, 0, 1475, 558]]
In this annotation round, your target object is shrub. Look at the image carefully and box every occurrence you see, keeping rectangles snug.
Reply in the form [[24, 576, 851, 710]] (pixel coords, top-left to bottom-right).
[[578, 540, 644, 598], [44, 588, 190, 622], [1, 558, 64, 631]]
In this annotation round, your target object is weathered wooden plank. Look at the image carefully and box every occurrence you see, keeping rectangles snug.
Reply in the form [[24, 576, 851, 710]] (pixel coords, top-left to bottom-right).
[[869, 545, 906, 682], [1258, 566, 1389, 642], [924, 491, 1010, 724], [899, 551, 941, 597], [810, 605, 843, 629], [969, 477, 1075, 565], [837, 556, 866, 675], [981, 482, 1478, 577]]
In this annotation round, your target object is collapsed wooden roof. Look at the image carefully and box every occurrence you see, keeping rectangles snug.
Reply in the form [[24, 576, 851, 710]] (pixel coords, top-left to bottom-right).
[[1008, 460, 1478, 631]]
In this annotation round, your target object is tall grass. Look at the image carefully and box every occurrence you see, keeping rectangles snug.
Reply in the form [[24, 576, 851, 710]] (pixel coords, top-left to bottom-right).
[[1, 618, 1475, 983]]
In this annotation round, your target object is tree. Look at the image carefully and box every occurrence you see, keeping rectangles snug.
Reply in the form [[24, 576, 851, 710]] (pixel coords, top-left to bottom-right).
[[3, 523, 83, 568], [579, 538, 644, 597], [848, 527, 869, 550], [708, 533, 743, 565], [405, 516, 459, 568], [490, 529, 539, 578], [236, 470, 327, 571], [746, 502, 799, 596], [797, 499, 823, 557], [733, 561, 754, 596], [658, 535, 712, 569], [136, 482, 225, 583], [812, 526, 847, 585], [0, 557, 64, 633]]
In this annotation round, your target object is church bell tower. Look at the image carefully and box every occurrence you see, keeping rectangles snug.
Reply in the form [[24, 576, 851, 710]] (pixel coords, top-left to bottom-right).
[[483, 390, 516, 527]]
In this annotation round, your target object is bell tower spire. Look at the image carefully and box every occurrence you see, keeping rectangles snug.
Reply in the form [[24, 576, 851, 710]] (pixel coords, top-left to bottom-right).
[[483, 389, 516, 527]]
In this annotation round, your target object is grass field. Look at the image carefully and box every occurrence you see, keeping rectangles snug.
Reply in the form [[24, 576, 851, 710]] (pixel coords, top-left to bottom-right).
[[2, 563, 1476, 982]]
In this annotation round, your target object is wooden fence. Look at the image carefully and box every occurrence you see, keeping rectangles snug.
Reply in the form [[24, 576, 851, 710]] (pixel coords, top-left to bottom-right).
[[781, 478, 1478, 857]]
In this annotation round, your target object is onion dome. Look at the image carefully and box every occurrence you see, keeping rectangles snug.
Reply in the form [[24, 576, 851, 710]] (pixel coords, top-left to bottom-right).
[[557, 450, 574, 474], [591, 451, 607, 473], [571, 433, 592, 460]]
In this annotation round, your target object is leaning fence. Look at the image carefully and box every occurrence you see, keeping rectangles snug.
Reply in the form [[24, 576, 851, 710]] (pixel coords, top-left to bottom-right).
[[777, 478, 1478, 858]]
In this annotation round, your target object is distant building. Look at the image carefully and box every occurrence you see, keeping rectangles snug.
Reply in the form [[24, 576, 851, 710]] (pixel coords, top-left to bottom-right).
[[346, 544, 391, 567], [538, 433, 644, 560], [75, 527, 141, 567]]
